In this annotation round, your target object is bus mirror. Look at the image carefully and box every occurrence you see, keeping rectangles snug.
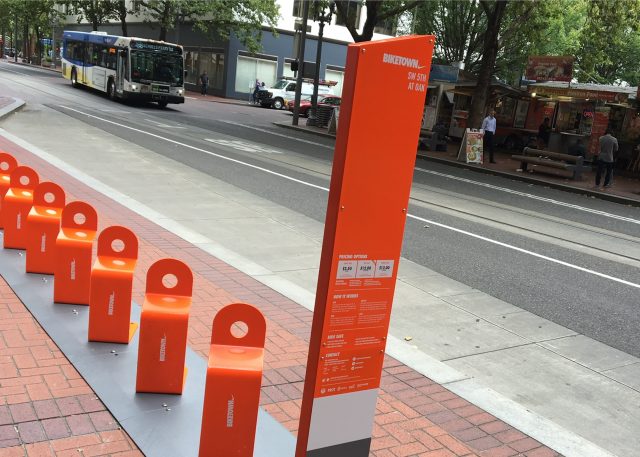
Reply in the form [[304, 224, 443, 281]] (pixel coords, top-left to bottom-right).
[[184, 70, 188, 77]]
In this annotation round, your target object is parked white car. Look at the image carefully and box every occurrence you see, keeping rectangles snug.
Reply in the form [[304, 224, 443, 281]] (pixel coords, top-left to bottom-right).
[[262, 77, 335, 109]]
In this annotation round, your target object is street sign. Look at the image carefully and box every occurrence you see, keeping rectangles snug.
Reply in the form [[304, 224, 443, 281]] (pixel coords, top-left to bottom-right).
[[296, 35, 435, 457]]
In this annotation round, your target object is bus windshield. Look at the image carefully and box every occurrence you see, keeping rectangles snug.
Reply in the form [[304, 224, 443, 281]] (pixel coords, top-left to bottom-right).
[[130, 51, 183, 86]]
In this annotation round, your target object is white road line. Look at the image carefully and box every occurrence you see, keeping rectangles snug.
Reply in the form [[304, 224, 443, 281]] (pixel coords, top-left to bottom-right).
[[416, 167, 640, 225], [405, 213, 640, 289], [218, 119, 333, 149], [143, 118, 185, 128], [58, 105, 328, 191], [205, 138, 282, 154], [56, 105, 640, 290]]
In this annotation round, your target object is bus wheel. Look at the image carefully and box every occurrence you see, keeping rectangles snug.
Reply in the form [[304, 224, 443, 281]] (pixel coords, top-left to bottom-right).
[[157, 101, 168, 108], [70, 68, 78, 88], [108, 79, 116, 101]]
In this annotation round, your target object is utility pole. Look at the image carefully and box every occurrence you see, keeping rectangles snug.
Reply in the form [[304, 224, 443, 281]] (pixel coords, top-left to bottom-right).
[[307, 1, 335, 127], [14, 12, 18, 63], [51, 12, 56, 69], [292, 0, 310, 126]]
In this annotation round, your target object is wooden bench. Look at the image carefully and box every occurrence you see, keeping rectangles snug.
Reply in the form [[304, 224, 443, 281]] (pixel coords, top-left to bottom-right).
[[511, 147, 587, 180]]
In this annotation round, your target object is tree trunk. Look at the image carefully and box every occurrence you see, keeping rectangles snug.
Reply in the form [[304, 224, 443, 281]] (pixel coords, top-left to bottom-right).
[[468, 0, 508, 129], [22, 23, 28, 60], [36, 28, 41, 63], [118, 1, 128, 36], [158, 2, 171, 41], [357, 0, 379, 42], [92, 19, 99, 31]]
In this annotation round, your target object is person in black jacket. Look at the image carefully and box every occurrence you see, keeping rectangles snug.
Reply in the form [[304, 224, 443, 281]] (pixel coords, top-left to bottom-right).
[[200, 72, 209, 95], [538, 117, 551, 149]]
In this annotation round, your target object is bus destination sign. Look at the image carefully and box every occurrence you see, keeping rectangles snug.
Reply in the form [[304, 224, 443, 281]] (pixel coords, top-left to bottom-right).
[[130, 40, 182, 54]]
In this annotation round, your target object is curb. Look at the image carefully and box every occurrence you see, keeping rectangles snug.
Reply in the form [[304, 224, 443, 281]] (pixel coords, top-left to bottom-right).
[[0, 98, 25, 120], [273, 121, 337, 140], [6, 58, 61, 74], [417, 153, 640, 207]]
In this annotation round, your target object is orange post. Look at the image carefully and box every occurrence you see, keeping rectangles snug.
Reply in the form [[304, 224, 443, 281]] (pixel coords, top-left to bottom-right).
[[88, 226, 139, 343], [0, 152, 18, 229], [25, 182, 66, 274], [199, 303, 266, 457], [53, 201, 98, 305], [136, 258, 192, 394], [2, 166, 39, 249]]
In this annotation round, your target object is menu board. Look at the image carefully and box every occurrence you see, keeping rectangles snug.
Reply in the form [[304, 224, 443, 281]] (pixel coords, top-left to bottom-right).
[[465, 129, 484, 163]]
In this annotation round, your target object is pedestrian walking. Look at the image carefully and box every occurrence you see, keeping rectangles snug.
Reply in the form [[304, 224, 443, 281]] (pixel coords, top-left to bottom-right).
[[200, 71, 209, 95], [595, 129, 618, 188], [252, 79, 261, 104], [481, 109, 497, 163]]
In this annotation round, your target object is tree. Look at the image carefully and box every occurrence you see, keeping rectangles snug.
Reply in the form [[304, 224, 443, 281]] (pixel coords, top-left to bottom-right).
[[68, 0, 118, 31], [23, 0, 57, 62], [577, 0, 640, 84], [412, 1, 486, 73], [334, 0, 421, 42], [139, 0, 278, 52], [466, 0, 508, 128], [111, 0, 132, 36]]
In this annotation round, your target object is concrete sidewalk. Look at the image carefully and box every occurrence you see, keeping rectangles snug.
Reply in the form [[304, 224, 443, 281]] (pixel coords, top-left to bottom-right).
[[0, 102, 570, 456]]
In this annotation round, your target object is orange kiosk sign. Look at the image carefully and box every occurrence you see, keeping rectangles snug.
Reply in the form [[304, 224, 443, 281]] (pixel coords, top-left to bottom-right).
[[296, 35, 434, 457]]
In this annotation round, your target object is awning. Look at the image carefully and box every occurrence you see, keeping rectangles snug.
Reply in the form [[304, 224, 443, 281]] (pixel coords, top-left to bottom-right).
[[529, 85, 630, 103]]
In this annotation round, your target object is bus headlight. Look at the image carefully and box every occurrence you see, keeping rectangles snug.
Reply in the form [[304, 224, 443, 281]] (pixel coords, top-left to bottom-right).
[[131, 84, 138, 91], [177, 89, 183, 96]]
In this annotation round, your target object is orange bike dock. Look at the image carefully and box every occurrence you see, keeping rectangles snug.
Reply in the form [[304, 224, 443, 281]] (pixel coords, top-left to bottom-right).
[[0, 248, 295, 457]]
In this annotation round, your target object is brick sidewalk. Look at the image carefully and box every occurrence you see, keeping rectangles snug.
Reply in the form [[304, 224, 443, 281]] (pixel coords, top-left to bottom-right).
[[0, 135, 561, 456]]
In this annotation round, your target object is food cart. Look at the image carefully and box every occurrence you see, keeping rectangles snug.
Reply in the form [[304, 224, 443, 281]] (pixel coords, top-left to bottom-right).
[[526, 82, 638, 171]]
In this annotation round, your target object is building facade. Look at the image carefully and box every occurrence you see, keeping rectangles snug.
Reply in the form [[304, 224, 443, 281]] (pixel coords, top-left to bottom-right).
[[60, 0, 395, 99]]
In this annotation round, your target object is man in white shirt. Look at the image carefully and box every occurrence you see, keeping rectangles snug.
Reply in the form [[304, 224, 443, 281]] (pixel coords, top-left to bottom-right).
[[481, 109, 497, 163]]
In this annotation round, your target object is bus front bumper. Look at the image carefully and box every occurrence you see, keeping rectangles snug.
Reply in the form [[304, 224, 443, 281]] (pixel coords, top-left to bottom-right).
[[123, 92, 185, 104]]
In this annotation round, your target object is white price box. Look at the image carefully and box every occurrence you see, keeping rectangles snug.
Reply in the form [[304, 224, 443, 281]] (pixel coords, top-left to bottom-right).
[[336, 260, 357, 279]]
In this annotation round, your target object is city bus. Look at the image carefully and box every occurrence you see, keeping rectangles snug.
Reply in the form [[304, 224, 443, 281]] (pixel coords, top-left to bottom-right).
[[61, 30, 185, 108]]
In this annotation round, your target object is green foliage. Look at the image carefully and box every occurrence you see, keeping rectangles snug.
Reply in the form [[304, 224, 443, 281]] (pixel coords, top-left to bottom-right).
[[335, 0, 421, 42], [578, 0, 640, 84], [139, 0, 279, 52], [68, 0, 119, 30], [412, 0, 486, 72]]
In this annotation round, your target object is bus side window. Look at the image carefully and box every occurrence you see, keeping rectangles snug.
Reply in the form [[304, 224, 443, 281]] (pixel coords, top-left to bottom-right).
[[72, 42, 83, 62], [86, 44, 93, 64]]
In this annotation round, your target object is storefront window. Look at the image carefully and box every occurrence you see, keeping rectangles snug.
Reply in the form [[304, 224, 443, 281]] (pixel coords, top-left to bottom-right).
[[235, 55, 277, 93], [555, 101, 595, 134], [184, 49, 225, 91]]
